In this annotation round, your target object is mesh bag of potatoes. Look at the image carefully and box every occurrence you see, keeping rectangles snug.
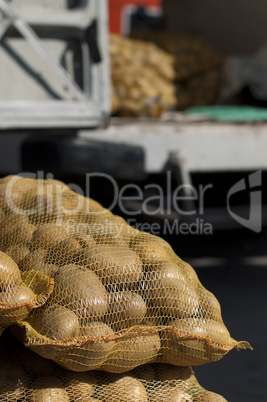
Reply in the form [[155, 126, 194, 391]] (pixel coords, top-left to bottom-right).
[[110, 34, 177, 117], [0, 250, 53, 336], [131, 31, 223, 110], [0, 175, 250, 373], [0, 333, 227, 401]]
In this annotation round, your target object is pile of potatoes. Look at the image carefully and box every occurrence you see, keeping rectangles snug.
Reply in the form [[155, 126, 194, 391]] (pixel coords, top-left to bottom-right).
[[0, 176, 248, 373], [0, 250, 53, 336], [0, 334, 228, 401], [114, 30, 223, 113], [110, 34, 177, 117]]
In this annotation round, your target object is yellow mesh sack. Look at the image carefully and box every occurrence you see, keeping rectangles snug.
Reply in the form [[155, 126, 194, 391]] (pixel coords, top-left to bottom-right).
[[0, 250, 53, 336], [110, 34, 177, 117], [0, 334, 228, 401], [0, 176, 250, 373]]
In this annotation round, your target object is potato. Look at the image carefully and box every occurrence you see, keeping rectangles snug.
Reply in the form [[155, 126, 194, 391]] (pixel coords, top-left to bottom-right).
[[58, 322, 116, 371], [0, 285, 36, 325], [31, 263, 59, 277], [0, 251, 21, 291], [142, 310, 165, 327], [0, 176, 37, 212], [131, 233, 173, 267], [0, 362, 29, 401], [100, 375, 148, 402], [76, 234, 96, 248], [78, 322, 115, 367], [102, 329, 161, 373], [28, 181, 74, 224], [132, 364, 156, 382], [201, 391, 227, 401], [65, 372, 97, 400], [92, 216, 130, 246], [181, 261, 199, 283], [21, 248, 48, 271], [51, 238, 82, 261], [83, 244, 142, 289], [204, 319, 231, 346], [74, 246, 100, 268], [31, 304, 79, 341], [156, 365, 194, 383], [54, 265, 108, 322], [0, 214, 35, 247], [0, 206, 5, 221], [148, 387, 192, 402], [142, 263, 199, 319], [161, 318, 231, 366], [29, 376, 69, 402], [198, 287, 222, 321], [106, 291, 147, 331], [31, 223, 70, 249], [4, 244, 30, 265]]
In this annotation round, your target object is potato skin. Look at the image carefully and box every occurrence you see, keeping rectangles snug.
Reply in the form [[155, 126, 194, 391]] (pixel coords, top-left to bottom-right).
[[201, 391, 227, 401], [148, 387, 192, 402], [198, 286, 222, 321], [50, 238, 82, 266], [102, 329, 161, 373], [100, 375, 148, 402], [83, 244, 142, 289], [0, 214, 35, 248], [4, 245, 30, 265], [0, 285, 36, 325], [31, 304, 80, 341], [29, 376, 70, 402], [58, 322, 116, 371], [161, 317, 231, 366], [130, 233, 173, 267], [31, 223, 70, 250], [106, 291, 147, 331], [156, 365, 194, 383], [132, 364, 156, 382], [142, 263, 199, 319], [54, 265, 108, 322], [21, 249, 48, 272], [64, 371, 97, 400], [0, 251, 21, 291]]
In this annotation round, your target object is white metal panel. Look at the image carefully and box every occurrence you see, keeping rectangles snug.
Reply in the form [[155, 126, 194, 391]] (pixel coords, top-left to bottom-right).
[[80, 122, 267, 173], [0, 0, 110, 129]]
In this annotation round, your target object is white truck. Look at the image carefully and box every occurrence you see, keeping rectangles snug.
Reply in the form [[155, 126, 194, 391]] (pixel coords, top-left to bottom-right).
[[1, 0, 267, 230]]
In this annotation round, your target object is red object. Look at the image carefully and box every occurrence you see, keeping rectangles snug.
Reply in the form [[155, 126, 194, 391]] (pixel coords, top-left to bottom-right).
[[108, 0, 162, 34]]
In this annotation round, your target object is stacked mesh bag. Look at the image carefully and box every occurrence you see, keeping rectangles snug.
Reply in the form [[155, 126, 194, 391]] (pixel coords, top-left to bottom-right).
[[117, 31, 223, 114], [0, 175, 250, 401], [110, 34, 177, 117]]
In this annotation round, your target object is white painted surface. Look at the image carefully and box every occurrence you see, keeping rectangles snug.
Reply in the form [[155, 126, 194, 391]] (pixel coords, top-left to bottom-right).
[[80, 122, 267, 173]]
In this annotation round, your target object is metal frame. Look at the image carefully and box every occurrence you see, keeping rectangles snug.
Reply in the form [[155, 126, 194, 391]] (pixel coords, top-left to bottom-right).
[[0, 0, 110, 129]]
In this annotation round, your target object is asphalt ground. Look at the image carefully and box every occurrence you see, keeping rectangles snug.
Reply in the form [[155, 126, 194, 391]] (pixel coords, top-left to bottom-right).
[[165, 229, 267, 402]]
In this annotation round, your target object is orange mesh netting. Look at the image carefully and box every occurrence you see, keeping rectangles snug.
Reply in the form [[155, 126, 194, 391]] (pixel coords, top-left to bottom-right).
[[0, 176, 250, 373], [0, 333, 228, 401]]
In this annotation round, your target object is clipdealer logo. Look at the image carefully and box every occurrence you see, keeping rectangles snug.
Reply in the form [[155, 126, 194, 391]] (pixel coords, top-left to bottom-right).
[[227, 170, 262, 233], [3, 170, 263, 234]]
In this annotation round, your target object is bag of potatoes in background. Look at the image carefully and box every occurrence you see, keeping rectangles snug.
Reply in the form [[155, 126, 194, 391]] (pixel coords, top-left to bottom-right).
[[110, 34, 177, 117], [0, 333, 227, 401], [0, 175, 250, 372], [130, 30, 223, 111], [0, 250, 53, 336]]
